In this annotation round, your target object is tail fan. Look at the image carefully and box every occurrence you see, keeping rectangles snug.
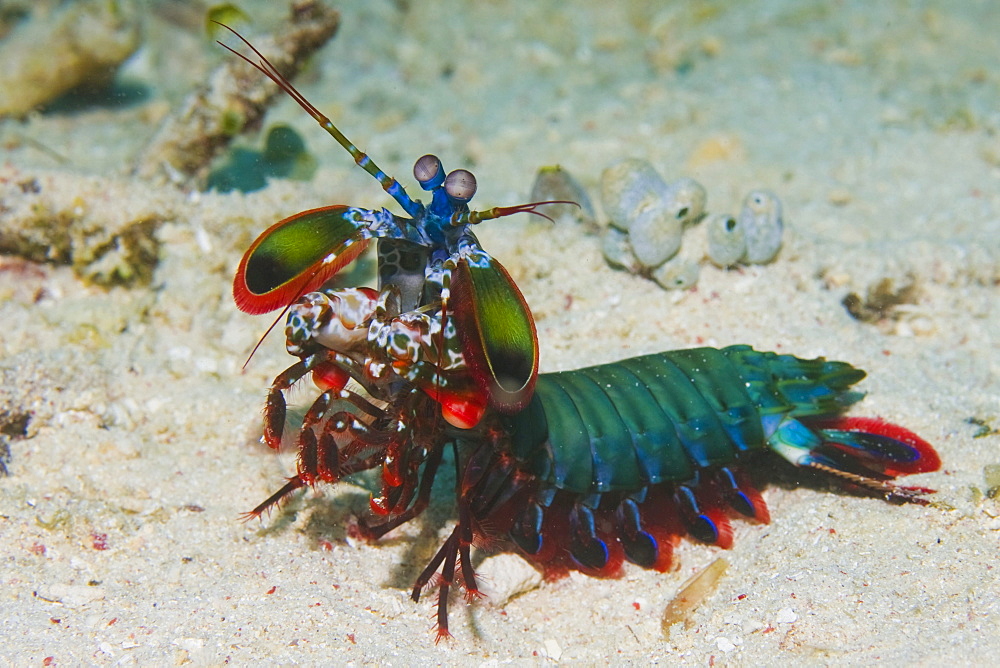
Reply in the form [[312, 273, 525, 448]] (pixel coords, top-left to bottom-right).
[[812, 417, 940, 476], [770, 416, 940, 504]]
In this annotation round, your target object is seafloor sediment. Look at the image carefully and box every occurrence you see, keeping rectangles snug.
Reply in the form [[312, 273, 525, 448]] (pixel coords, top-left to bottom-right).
[[1, 1, 998, 663]]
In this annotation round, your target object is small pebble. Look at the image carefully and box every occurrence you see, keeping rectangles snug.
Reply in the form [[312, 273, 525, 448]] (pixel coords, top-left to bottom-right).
[[774, 607, 798, 624], [36, 583, 107, 607], [705, 213, 745, 267], [529, 165, 596, 227], [715, 637, 737, 652], [738, 189, 784, 264]]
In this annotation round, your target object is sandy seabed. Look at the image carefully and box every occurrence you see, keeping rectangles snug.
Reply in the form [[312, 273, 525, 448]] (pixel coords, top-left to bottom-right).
[[1, 1, 998, 664]]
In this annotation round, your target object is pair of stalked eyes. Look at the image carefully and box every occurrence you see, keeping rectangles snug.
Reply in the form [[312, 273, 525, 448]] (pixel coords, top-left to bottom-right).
[[413, 154, 477, 202]]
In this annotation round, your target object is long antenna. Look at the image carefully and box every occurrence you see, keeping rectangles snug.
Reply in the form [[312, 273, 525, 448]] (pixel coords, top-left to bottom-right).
[[213, 21, 421, 218]]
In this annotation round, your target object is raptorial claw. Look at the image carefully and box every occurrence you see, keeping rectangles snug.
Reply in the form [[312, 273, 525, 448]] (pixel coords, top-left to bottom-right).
[[234, 206, 372, 315], [450, 252, 538, 414]]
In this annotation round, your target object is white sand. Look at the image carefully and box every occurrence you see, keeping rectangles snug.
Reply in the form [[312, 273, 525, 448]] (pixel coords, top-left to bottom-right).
[[2, 1, 998, 663]]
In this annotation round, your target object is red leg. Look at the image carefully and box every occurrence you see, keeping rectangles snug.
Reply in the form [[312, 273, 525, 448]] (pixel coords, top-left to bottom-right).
[[361, 442, 444, 538], [263, 360, 309, 449], [240, 476, 307, 522], [410, 530, 459, 642], [456, 501, 482, 602]]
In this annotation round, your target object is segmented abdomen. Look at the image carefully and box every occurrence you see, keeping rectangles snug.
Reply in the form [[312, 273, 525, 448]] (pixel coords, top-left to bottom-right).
[[501, 345, 865, 494]]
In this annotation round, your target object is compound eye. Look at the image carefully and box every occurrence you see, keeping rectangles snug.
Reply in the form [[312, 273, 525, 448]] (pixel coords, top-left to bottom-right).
[[444, 169, 477, 202], [413, 154, 444, 190]]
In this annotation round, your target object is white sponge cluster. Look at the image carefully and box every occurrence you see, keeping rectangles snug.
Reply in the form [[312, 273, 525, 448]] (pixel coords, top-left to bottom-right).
[[599, 158, 784, 289]]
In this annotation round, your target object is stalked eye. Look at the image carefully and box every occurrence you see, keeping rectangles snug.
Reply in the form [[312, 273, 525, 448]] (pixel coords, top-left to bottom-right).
[[413, 154, 444, 190], [444, 169, 477, 202]]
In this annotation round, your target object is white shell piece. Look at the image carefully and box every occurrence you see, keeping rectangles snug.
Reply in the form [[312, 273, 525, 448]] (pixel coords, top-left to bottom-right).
[[476, 553, 543, 607], [705, 213, 746, 267], [738, 189, 784, 264]]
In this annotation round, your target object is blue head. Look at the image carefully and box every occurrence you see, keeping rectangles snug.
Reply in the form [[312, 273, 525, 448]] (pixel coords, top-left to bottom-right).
[[412, 154, 478, 245]]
